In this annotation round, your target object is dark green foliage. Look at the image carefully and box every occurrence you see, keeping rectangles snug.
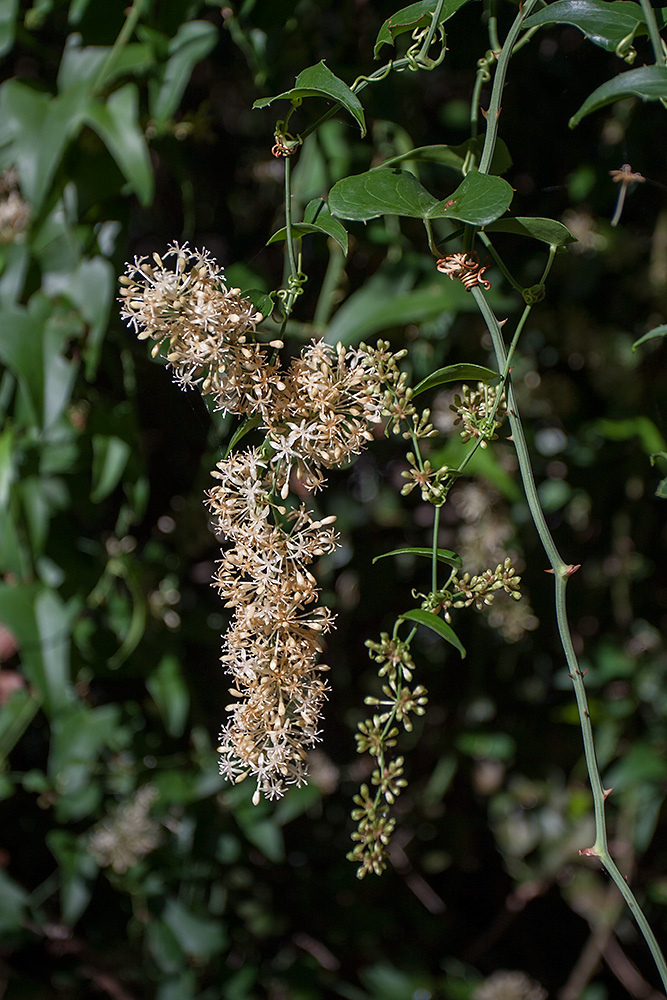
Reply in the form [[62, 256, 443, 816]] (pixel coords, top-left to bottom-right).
[[1, 1, 667, 998]]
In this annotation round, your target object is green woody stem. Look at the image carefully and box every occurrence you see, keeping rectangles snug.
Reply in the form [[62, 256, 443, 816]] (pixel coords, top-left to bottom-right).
[[472, 285, 667, 992]]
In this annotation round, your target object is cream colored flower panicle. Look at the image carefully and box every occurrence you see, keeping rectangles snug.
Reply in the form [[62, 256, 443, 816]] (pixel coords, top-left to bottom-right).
[[262, 340, 385, 496], [119, 242, 271, 413], [206, 448, 338, 801], [119, 245, 396, 804]]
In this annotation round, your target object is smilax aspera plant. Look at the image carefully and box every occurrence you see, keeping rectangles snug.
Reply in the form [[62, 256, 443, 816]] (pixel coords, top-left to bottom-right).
[[121, 0, 667, 990]]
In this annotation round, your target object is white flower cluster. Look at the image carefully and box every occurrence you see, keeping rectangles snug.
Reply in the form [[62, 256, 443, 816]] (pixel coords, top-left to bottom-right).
[[120, 245, 398, 802]]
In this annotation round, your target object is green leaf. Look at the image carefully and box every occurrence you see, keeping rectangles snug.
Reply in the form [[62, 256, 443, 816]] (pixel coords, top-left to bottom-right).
[[0, 869, 28, 936], [399, 608, 466, 658], [0, 688, 40, 762], [241, 290, 273, 318], [570, 65, 667, 127], [483, 216, 576, 246], [0, 583, 76, 715], [456, 731, 516, 761], [633, 323, 667, 351], [83, 83, 154, 205], [49, 703, 118, 819], [44, 256, 115, 378], [329, 168, 437, 221], [18, 475, 69, 556], [56, 35, 153, 93], [413, 363, 501, 396], [0, 79, 89, 211], [147, 917, 186, 975], [107, 560, 147, 670], [149, 21, 218, 132], [374, 0, 475, 58], [379, 137, 512, 176], [91, 435, 132, 503], [272, 783, 323, 826], [522, 0, 653, 53], [656, 477, 667, 499], [594, 416, 667, 456], [225, 415, 262, 458], [253, 61, 366, 136], [427, 172, 514, 225], [161, 898, 227, 960], [373, 546, 462, 568], [0, 425, 15, 507], [324, 271, 494, 346], [0, 0, 19, 58], [268, 197, 348, 255], [147, 655, 190, 739], [46, 829, 98, 925]]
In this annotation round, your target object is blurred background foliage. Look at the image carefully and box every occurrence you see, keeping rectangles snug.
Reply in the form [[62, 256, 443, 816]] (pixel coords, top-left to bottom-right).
[[0, 0, 666, 998]]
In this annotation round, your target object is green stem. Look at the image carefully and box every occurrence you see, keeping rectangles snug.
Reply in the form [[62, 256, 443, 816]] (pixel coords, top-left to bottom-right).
[[284, 157, 298, 281], [638, 0, 667, 65], [478, 232, 523, 292], [419, 0, 446, 56], [432, 504, 441, 594], [91, 0, 147, 97], [472, 284, 667, 992], [478, 0, 540, 175]]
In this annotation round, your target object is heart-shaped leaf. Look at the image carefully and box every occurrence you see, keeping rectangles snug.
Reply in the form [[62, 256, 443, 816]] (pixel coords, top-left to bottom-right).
[[484, 216, 576, 246], [427, 172, 514, 226], [413, 363, 501, 396], [569, 65, 667, 127], [253, 61, 366, 135], [329, 168, 438, 221], [399, 608, 466, 658]]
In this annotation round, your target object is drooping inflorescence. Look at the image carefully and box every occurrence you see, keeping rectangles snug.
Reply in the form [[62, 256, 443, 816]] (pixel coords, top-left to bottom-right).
[[119, 244, 402, 802]]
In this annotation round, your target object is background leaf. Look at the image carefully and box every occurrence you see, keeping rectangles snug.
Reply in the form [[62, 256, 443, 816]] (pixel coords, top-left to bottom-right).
[[84, 84, 154, 205], [569, 65, 667, 127], [149, 21, 218, 133]]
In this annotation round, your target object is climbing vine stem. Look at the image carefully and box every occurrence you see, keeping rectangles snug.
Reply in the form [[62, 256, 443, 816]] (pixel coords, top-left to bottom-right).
[[471, 284, 667, 992]]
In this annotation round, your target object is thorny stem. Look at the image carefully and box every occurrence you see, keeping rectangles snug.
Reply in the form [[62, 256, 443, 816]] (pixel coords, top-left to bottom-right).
[[478, 0, 540, 175], [471, 284, 667, 991], [468, 6, 667, 975]]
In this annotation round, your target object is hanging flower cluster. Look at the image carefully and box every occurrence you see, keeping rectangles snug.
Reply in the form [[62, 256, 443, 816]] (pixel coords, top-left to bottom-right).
[[120, 244, 401, 801]]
